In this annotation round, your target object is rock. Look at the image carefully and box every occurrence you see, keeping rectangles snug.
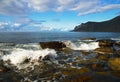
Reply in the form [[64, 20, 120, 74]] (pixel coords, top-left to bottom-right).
[[115, 42, 120, 46], [62, 74, 92, 82], [97, 39, 115, 47], [87, 63, 105, 71], [96, 54, 110, 61], [116, 49, 120, 55], [94, 47, 114, 55], [81, 51, 93, 55], [0, 66, 10, 73], [108, 58, 120, 71], [61, 67, 91, 76], [111, 71, 120, 77], [62, 48, 74, 55], [40, 41, 66, 51]]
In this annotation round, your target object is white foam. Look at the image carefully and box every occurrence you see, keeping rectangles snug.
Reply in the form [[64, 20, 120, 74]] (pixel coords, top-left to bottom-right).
[[64, 41, 99, 50], [2, 48, 57, 66]]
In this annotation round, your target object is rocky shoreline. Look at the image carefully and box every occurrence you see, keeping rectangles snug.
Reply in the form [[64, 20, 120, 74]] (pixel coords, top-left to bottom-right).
[[1, 39, 120, 82]]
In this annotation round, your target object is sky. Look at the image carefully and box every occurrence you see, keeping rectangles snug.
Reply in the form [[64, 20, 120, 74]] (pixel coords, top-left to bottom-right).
[[0, 0, 120, 32]]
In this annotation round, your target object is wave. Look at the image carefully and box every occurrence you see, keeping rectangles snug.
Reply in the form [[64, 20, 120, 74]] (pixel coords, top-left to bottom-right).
[[2, 48, 57, 69], [0, 40, 99, 70], [64, 40, 99, 50]]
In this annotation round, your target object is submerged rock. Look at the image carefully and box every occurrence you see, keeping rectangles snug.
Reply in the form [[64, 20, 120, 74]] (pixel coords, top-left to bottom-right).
[[97, 39, 115, 47], [108, 58, 120, 71], [94, 47, 114, 55], [40, 41, 66, 51]]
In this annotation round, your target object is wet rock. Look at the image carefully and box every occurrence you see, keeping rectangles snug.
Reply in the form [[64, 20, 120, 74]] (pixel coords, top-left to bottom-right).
[[78, 58, 98, 65], [0, 65, 10, 73], [115, 42, 120, 46], [87, 63, 105, 71], [81, 51, 93, 55], [62, 48, 74, 55], [40, 41, 66, 51], [108, 58, 120, 71], [96, 54, 110, 61], [62, 74, 92, 82], [111, 71, 120, 77], [97, 39, 115, 47], [94, 47, 114, 55], [61, 67, 91, 76], [61, 72, 120, 82], [116, 49, 120, 55]]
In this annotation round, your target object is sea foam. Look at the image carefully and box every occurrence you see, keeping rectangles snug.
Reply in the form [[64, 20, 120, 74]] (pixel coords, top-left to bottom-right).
[[64, 41, 99, 50], [2, 48, 57, 66]]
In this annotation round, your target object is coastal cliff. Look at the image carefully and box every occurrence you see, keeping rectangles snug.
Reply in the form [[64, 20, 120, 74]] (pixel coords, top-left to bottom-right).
[[73, 16, 120, 32]]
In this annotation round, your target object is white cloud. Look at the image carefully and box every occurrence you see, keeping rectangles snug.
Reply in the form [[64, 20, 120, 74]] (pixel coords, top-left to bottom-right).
[[0, 0, 120, 16], [12, 23, 21, 27], [78, 4, 120, 16], [0, 0, 28, 16]]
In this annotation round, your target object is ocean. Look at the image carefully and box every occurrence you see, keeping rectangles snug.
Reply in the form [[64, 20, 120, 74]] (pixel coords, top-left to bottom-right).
[[0, 32, 120, 43], [0, 32, 120, 82]]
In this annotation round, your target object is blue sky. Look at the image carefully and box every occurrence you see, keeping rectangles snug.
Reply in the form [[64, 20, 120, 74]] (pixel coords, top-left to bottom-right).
[[0, 0, 120, 31]]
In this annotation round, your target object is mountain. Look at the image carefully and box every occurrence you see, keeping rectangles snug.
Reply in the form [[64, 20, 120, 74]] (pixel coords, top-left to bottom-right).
[[73, 16, 120, 32]]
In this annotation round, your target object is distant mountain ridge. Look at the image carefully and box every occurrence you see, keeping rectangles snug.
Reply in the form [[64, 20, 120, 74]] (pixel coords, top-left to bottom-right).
[[73, 16, 120, 32]]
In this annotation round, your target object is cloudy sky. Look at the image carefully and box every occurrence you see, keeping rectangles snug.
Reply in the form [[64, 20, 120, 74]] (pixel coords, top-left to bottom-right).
[[0, 0, 120, 31]]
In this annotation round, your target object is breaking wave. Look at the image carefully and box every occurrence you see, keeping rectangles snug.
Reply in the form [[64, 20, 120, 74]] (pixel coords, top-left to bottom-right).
[[2, 48, 57, 69], [64, 40, 99, 50], [0, 40, 99, 70]]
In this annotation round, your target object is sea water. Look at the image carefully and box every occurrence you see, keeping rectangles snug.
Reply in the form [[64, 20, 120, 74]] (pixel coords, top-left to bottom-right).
[[0, 32, 119, 43], [0, 32, 120, 82]]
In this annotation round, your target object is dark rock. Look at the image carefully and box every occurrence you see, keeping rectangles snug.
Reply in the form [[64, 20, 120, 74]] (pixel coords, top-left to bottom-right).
[[87, 63, 105, 71], [108, 58, 120, 71], [61, 67, 91, 76], [73, 15, 120, 32], [40, 41, 66, 51], [115, 42, 120, 46], [94, 47, 114, 55], [97, 39, 115, 47], [62, 74, 92, 82], [0, 65, 10, 73], [96, 54, 110, 61]]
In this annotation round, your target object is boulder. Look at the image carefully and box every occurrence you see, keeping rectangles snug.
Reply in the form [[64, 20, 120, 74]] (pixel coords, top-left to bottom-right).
[[97, 39, 115, 47], [108, 58, 120, 71], [94, 47, 114, 55], [40, 41, 66, 51]]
